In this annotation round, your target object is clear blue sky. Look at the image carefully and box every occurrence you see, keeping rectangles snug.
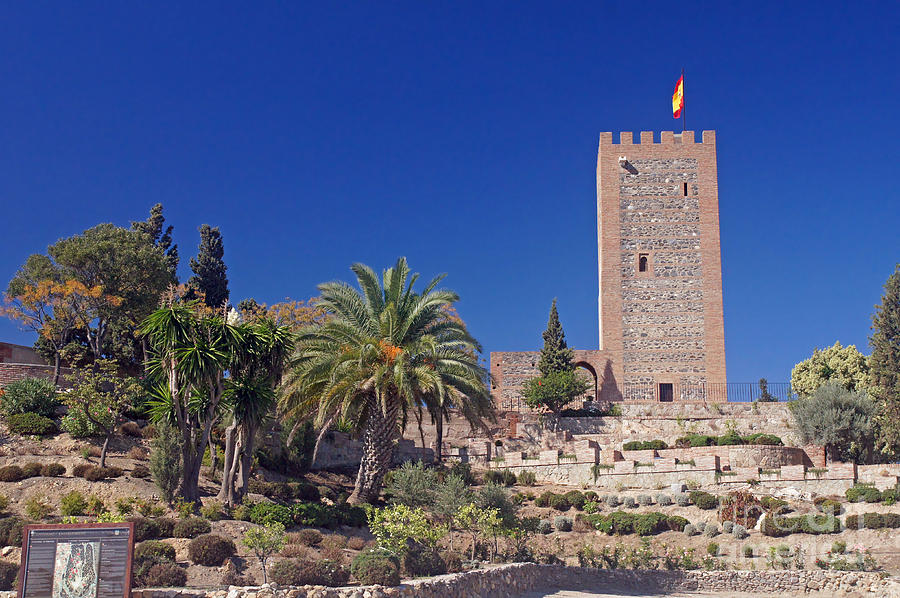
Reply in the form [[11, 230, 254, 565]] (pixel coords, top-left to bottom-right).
[[1, 3, 898, 383]]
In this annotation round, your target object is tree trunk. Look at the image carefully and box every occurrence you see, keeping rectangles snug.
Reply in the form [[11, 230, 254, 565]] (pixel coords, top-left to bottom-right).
[[181, 446, 203, 505], [100, 432, 111, 468], [347, 398, 400, 505], [208, 436, 218, 478], [235, 423, 256, 503], [52, 353, 61, 387], [217, 422, 238, 504], [435, 417, 444, 463]]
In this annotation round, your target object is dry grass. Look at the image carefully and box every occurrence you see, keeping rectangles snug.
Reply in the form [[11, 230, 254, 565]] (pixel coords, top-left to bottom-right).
[[119, 422, 143, 438], [279, 544, 311, 559], [127, 446, 149, 460], [347, 536, 366, 551]]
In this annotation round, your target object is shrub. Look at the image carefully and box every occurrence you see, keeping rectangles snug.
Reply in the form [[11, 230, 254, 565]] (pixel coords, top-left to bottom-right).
[[846, 484, 882, 503], [25, 495, 53, 519], [675, 493, 690, 507], [402, 542, 447, 576], [0, 561, 18, 591], [0, 496, 8, 515], [21, 462, 42, 478], [622, 440, 668, 451], [350, 549, 401, 586], [270, 558, 349, 586], [832, 540, 847, 554], [386, 460, 442, 508], [583, 491, 598, 502], [294, 528, 323, 546], [155, 518, 177, 538], [128, 517, 159, 542], [732, 524, 748, 539], [703, 523, 720, 537], [249, 503, 293, 528], [200, 503, 225, 521], [173, 517, 211, 539], [762, 513, 840, 536], [707, 542, 719, 556], [0, 378, 58, 417], [623, 497, 636, 508], [83, 466, 111, 482], [862, 512, 884, 529], [128, 446, 149, 461], [689, 491, 718, 510], [71, 463, 91, 478], [881, 487, 897, 505], [743, 545, 754, 558], [61, 491, 88, 516], [60, 404, 107, 438], [664, 515, 689, 532], [517, 471, 536, 486], [150, 422, 182, 504], [883, 512, 900, 528], [604, 494, 620, 508], [347, 536, 366, 551], [120, 421, 143, 437], [41, 463, 65, 477], [637, 494, 652, 506], [553, 516, 573, 532], [722, 520, 734, 533], [188, 534, 236, 566], [759, 496, 789, 512], [141, 562, 186, 587], [537, 519, 552, 534], [564, 491, 586, 510], [448, 461, 475, 485], [813, 497, 843, 514], [135, 540, 176, 562], [655, 493, 672, 506], [547, 494, 571, 512], [291, 503, 332, 528], [683, 523, 698, 536], [0, 518, 24, 547], [0, 466, 24, 482], [7, 412, 56, 435]]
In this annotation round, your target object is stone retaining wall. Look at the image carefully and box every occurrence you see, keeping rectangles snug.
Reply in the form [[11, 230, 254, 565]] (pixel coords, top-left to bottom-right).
[[49, 563, 897, 598]]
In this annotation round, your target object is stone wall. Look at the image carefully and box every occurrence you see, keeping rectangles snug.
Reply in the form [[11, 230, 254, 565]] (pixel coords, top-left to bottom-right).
[[0, 362, 74, 387], [0, 341, 45, 365], [310, 432, 433, 471], [84, 564, 900, 598]]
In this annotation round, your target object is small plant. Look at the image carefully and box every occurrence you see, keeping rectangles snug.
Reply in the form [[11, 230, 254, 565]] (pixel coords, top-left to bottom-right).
[[188, 534, 236, 566], [0, 466, 24, 482], [294, 528, 323, 546], [60, 491, 88, 516], [150, 422, 182, 504], [347, 536, 366, 551], [655, 493, 672, 506], [25, 495, 53, 519], [0, 378, 59, 417], [517, 470, 536, 486], [553, 516, 573, 532], [831, 540, 846, 554], [703, 523, 720, 537], [683, 523, 698, 536], [732, 524, 748, 539], [21, 462, 42, 478], [140, 562, 186, 587], [173, 499, 194, 519], [722, 520, 734, 533], [623, 497, 637, 508], [743, 545, 753, 558], [135, 540, 176, 562], [637, 494, 652, 506], [689, 490, 719, 510], [707, 542, 719, 556], [173, 517, 211, 539], [604, 494, 620, 508], [675, 493, 690, 507]]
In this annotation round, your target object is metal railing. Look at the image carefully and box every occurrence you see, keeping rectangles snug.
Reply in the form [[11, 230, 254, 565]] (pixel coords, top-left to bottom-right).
[[494, 381, 795, 411]]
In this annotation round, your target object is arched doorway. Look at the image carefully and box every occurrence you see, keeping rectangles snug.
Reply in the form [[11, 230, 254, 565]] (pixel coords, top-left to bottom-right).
[[573, 361, 599, 407]]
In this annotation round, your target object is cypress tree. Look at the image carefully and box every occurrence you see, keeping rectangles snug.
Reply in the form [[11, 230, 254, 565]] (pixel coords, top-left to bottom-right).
[[538, 299, 575, 376], [188, 224, 229, 308], [871, 264, 900, 454], [132, 203, 179, 283]]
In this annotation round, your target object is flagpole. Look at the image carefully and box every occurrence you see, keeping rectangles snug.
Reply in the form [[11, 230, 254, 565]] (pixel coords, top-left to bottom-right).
[[682, 68, 685, 134]]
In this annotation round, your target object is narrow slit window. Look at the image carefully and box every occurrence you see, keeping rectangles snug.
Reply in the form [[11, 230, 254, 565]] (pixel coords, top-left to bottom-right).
[[683, 182, 688, 196], [638, 253, 649, 273]]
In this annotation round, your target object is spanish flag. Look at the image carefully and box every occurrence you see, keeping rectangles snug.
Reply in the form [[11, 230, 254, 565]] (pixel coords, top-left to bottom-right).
[[672, 74, 684, 119]]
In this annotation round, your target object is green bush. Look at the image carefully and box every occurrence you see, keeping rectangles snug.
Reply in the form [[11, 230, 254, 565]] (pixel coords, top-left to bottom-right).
[[155, 518, 177, 538], [60, 403, 107, 437], [0, 561, 19, 591], [535, 491, 554, 507], [141, 562, 186, 587], [548, 493, 570, 511], [813, 497, 843, 514], [537, 519, 552, 534], [128, 517, 159, 541], [7, 412, 56, 435], [172, 517, 211, 539], [60, 491, 88, 516], [270, 558, 349, 586], [732, 524, 748, 539], [249, 503, 293, 528], [21, 462, 42, 478], [295, 529, 323, 546], [743, 433, 783, 446], [0, 466, 24, 482], [41, 463, 66, 477], [762, 513, 840, 536], [188, 534, 236, 565], [845, 484, 882, 503], [350, 549, 401, 586], [0, 378, 58, 417], [689, 491, 719, 510], [743, 545, 753, 558], [150, 422, 182, 504], [135, 540, 176, 563], [402, 542, 447, 577], [0, 518, 24, 548], [707, 542, 719, 556], [291, 503, 331, 528], [622, 440, 668, 451], [384, 460, 441, 508], [883, 513, 900, 528], [564, 490, 586, 510], [585, 511, 684, 536], [862, 513, 884, 529], [517, 471, 537, 486]]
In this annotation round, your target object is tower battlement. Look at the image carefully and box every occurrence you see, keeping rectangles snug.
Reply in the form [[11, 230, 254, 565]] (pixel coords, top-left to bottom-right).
[[599, 130, 716, 146]]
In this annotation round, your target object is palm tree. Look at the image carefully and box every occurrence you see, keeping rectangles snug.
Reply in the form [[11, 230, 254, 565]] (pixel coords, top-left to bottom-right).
[[280, 258, 494, 504], [219, 316, 294, 506]]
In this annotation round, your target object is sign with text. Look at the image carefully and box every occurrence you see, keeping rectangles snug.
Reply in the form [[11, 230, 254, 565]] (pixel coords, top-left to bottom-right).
[[18, 522, 135, 598]]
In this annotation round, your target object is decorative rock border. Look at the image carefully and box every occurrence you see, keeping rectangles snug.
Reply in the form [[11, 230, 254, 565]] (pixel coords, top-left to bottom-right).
[[6, 563, 895, 598]]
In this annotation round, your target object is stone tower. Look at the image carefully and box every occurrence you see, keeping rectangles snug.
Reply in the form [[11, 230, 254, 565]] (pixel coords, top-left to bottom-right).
[[490, 130, 727, 405], [596, 130, 726, 401]]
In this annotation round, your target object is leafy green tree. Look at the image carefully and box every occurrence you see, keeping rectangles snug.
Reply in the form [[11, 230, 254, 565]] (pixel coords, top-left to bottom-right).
[[280, 258, 493, 504], [131, 203, 179, 283], [871, 265, 900, 454], [385, 460, 440, 509], [188, 224, 229, 308], [242, 522, 286, 584], [790, 341, 870, 397], [367, 504, 446, 556], [141, 299, 246, 504], [150, 421, 183, 503], [62, 360, 141, 467], [453, 503, 502, 561], [789, 381, 877, 463], [521, 300, 590, 414]]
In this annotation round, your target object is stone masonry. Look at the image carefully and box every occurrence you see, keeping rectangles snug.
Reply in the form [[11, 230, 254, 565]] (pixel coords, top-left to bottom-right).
[[491, 130, 727, 404]]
